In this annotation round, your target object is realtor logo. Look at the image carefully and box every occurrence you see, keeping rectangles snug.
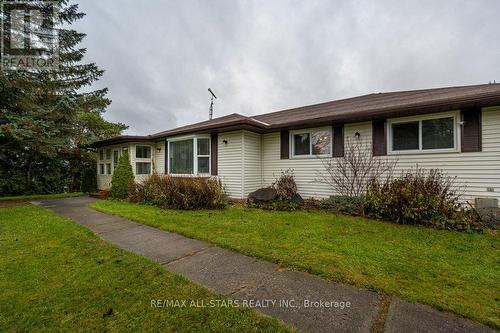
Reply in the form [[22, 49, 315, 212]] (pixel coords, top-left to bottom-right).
[[1, 0, 59, 71]]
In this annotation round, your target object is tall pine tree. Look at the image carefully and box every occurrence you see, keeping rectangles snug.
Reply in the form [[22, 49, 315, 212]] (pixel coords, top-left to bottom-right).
[[0, 1, 126, 195]]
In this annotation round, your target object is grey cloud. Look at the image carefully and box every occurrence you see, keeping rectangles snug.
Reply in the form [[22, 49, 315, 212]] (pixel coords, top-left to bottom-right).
[[73, 0, 500, 135]]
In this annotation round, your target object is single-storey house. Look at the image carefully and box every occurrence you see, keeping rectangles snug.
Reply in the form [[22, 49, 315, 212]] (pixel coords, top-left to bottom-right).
[[90, 83, 500, 205]]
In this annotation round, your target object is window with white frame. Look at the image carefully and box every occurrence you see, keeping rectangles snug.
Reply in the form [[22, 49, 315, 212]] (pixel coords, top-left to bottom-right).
[[389, 112, 458, 154], [168, 136, 210, 175], [105, 149, 111, 160], [99, 149, 104, 160], [106, 163, 112, 175], [136, 146, 151, 159], [135, 145, 152, 175], [99, 164, 104, 175], [136, 162, 151, 175], [291, 128, 332, 157]]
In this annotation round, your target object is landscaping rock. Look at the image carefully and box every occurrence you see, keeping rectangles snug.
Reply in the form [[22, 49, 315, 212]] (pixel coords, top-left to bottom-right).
[[476, 207, 500, 227], [248, 187, 278, 203], [290, 193, 304, 205]]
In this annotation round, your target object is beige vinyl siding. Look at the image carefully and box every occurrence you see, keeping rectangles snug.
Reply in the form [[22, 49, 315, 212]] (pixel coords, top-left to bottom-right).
[[154, 141, 165, 174], [243, 131, 263, 196], [262, 128, 333, 198], [218, 131, 244, 199], [262, 106, 500, 202], [383, 106, 500, 202]]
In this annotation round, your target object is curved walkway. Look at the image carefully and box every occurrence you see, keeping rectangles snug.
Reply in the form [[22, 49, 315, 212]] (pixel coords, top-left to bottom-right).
[[33, 196, 494, 333]]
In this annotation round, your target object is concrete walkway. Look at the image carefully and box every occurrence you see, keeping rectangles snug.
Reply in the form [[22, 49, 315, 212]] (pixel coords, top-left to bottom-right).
[[33, 197, 494, 333]]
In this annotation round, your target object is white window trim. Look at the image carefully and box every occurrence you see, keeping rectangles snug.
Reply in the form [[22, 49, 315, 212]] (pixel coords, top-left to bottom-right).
[[167, 135, 211, 176], [387, 111, 461, 155], [290, 127, 333, 159], [135, 145, 153, 175]]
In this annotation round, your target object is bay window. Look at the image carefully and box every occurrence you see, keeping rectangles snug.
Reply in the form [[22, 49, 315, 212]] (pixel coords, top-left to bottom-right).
[[291, 128, 332, 157], [168, 136, 210, 175], [389, 112, 458, 154]]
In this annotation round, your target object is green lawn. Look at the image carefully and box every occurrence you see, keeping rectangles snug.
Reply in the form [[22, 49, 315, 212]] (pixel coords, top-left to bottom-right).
[[91, 201, 500, 329], [0, 204, 290, 332], [0, 192, 84, 201]]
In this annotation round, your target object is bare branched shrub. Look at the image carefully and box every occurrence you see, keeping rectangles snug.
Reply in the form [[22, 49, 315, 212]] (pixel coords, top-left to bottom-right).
[[316, 138, 397, 197], [273, 169, 297, 200]]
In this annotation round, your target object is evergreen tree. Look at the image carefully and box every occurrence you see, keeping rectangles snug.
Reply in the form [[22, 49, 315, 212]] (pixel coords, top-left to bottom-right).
[[0, 1, 127, 195], [111, 153, 134, 199]]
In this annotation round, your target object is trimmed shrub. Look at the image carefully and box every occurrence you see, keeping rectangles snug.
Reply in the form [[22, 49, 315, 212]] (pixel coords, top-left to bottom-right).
[[111, 153, 134, 199], [364, 168, 481, 231], [80, 168, 97, 194], [320, 195, 364, 216], [273, 169, 297, 200], [129, 174, 227, 210]]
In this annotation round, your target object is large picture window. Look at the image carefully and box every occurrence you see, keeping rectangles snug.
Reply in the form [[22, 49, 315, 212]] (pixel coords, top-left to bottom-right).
[[389, 113, 458, 154], [291, 128, 331, 157], [168, 136, 210, 175]]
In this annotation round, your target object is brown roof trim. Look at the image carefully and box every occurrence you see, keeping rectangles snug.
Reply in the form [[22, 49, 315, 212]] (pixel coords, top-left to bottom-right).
[[87, 135, 154, 148]]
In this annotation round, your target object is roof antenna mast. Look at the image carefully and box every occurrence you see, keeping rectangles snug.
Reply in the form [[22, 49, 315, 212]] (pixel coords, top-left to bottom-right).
[[208, 88, 217, 120]]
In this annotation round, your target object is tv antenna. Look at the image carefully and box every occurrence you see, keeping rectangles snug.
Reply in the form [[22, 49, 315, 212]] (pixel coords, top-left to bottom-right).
[[208, 88, 217, 120]]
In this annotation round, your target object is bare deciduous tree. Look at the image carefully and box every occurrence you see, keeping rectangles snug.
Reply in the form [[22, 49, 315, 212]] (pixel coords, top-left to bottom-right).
[[316, 138, 397, 197]]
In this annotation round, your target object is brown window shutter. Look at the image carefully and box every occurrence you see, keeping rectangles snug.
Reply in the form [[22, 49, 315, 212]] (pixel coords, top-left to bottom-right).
[[280, 130, 289, 159], [210, 133, 218, 175], [461, 107, 482, 152], [372, 120, 387, 156], [332, 125, 344, 157], [164, 139, 168, 174]]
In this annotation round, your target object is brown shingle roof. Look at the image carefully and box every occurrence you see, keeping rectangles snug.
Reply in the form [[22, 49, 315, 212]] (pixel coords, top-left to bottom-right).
[[253, 83, 500, 127], [90, 83, 500, 147]]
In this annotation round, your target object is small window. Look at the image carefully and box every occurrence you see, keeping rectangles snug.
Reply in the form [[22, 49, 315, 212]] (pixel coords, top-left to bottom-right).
[[106, 149, 111, 160], [99, 150, 104, 160], [422, 117, 454, 150], [197, 138, 210, 174], [106, 163, 112, 175], [292, 129, 331, 157], [136, 162, 151, 175], [392, 122, 419, 151], [99, 164, 104, 175], [293, 133, 310, 155], [136, 146, 151, 159], [312, 130, 331, 155]]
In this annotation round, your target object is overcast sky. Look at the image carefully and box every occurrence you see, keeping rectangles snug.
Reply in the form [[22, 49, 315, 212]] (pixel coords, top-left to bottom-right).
[[73, 0, 500, 135]]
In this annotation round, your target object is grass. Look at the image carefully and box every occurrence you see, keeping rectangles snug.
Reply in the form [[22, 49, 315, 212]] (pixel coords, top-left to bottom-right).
[[0, 192, 84, 201], [0, 204, 290, 332], [91, 201, 500, 329]]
